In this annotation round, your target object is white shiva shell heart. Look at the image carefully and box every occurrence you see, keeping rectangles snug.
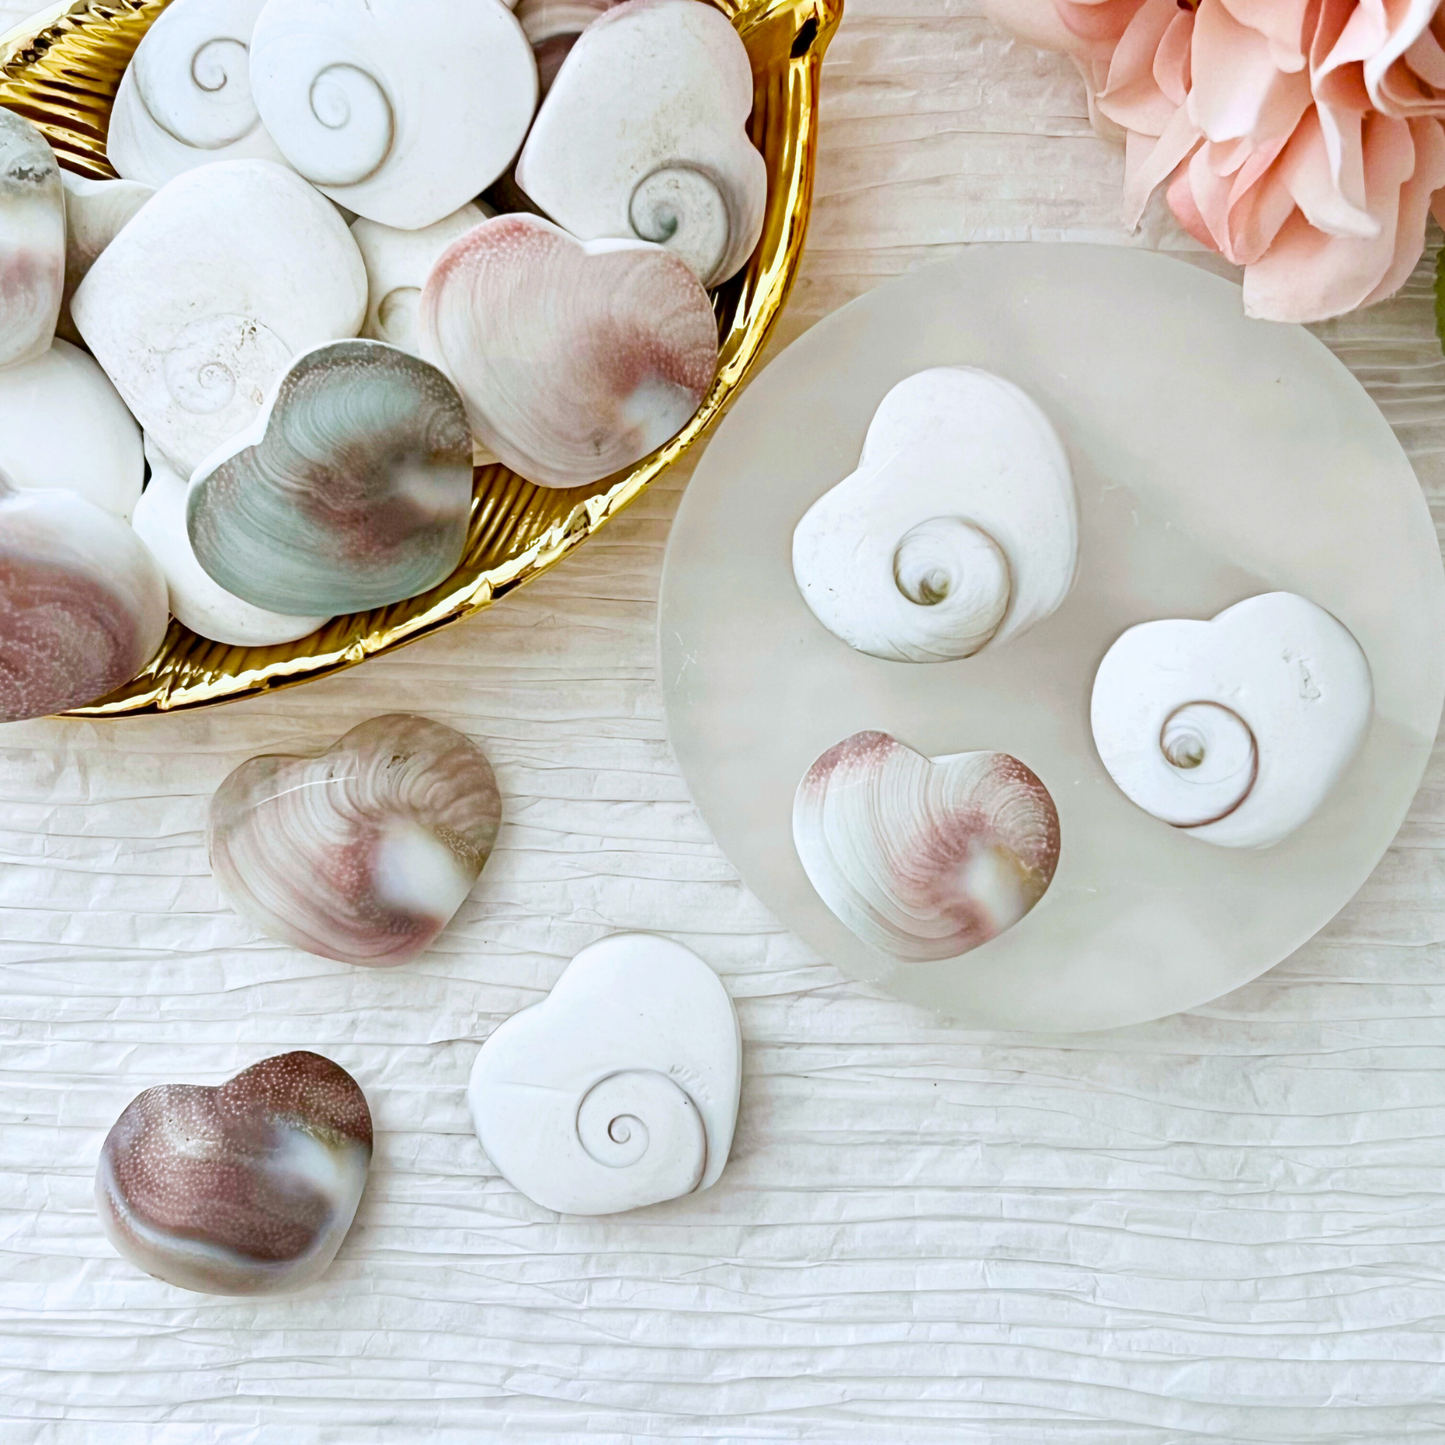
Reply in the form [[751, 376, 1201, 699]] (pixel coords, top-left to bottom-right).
[[793, 368, 1079, 664], [420, 213, 718, 487], [0, 340, 143, 519], [209, 714, 502, 967], [0, 471, 167, 721], [104, 0, 289, 188], [132, 436, 329, 646], [351, 203, 490, 355], [468, 933, 741, 1216], [1090, 592, 1374, 849], [57, 173, 153, 345], [793, 731, 1062, 962], [515, 0, 765, 287], [0, 109, 64, 371], [97, 1051, 372, 1295], [71, 159, 366, 477], [187, 339, 473, 615], [516, 0, 621, 93], [249, 0, 537, 230]]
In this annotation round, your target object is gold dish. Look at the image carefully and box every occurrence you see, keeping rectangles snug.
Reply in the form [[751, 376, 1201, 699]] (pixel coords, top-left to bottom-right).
[[0, 0, 839, 716]]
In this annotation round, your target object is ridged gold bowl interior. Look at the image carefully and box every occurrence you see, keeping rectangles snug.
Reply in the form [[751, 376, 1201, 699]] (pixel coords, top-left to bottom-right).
[[0, 0, 838, 715]]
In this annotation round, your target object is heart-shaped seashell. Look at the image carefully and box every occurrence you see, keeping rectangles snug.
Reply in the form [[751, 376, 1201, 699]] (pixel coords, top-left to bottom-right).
[[516, 0, 765, 286], [57, 173, 153, 345], [105, 0, 289, 187], [249, 0, 537, 230], [468, 933, 741, 1215], [351, 203, 490, 355], [0, 340, 143, 518], [187, 339, 473, 615], [420, 213, 718, 487], [793, 730, 1062, 962], [71, 159, 367, 477], [515, 0, 620, 93], [0, 109, 64, 370], [0, 472, 167, 720], [133, 436, 329, 646], [96, 1051, 372, 1295], [1090, 592, 1374, 849], [793, 368, 1079, 664], [209, 714, 502, 966]]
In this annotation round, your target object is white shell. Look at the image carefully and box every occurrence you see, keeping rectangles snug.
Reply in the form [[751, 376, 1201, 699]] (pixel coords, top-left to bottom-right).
[[57, 173, 153, 345], [132, 437, 329, 646], [516, 0, 619, 92], [516, 0, 765, 287], [71, 159, 367, 477], [793, 731, 1062, 962], [792, 368, 1079, 663], [249, 0, 537, 230], [1090, 592, 1374, 850], [0, 109, 64, 371], [351, 203, 489, 354], [105, 0, 289, 187], [420, 213, 718, 487], [468, 933, 741, 1216], [0, 340, 143, 519]]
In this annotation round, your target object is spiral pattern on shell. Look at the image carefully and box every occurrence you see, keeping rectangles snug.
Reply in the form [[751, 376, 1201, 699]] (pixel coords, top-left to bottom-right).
[[629, 163, 734, 288], [265, 58, 394, 187], [132, 28, 261, 150], [891, 515, 1012, 659], [1154, 701, 1260, 828], [208, 714, 502, 966], [162, 312, 291, 417], [575, 1069, 706, 1192]]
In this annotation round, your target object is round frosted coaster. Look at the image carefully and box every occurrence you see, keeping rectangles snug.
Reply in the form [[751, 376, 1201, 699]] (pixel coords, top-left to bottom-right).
[[658, 244, 1445, 1032]]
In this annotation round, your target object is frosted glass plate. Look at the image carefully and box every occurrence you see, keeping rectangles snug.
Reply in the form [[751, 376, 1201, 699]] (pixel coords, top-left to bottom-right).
[[659, 244, 1445, 1032]]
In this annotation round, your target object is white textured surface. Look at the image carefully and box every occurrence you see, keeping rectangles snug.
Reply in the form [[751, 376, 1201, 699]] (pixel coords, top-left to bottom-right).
[[4, 0, 1445, 1438]]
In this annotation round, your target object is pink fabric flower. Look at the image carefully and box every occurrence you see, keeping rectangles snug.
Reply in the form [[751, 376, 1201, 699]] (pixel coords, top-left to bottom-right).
[[981, 0, 1445, 320]]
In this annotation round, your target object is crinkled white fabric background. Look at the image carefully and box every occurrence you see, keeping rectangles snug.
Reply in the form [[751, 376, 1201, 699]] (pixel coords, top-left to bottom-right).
[[2, 0, 1444, 1439]]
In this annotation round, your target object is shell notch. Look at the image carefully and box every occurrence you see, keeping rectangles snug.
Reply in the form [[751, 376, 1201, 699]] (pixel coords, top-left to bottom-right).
[[468, 933, 741, 1215]]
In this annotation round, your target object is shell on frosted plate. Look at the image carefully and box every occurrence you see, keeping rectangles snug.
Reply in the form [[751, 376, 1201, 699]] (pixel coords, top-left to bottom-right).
[[132, 436, 329, 646], [209, 713, 502, 966], [1090, 592, 1374, 849], [793, 368, 1079, 664], [57, 173, 153, 346], [516, 0, 765, 287], [351, 203, 490, 355], [249, 0, 537, 230], [71, 159, 367, 478], [96, 1051, 372, 1296], [0, 109, 64, 371], [104, 0, 289, 188], [0, 472, 167, 721], [468, 933, 741, 1215], [0, 340, 143, 519], [516, 0, 621, 92], [793, 730, 1061, 963], [186, 339, 472, 615], [420, 213, 718, 488]]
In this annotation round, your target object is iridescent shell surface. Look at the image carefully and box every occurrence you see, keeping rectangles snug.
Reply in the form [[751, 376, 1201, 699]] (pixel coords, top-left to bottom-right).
[[420, 213, 718, 488], [0, 107, 64, 369], [793, 730, 1061, 962], [209, 713, 502, 967], [96, 1051, 372, 1296], [0, 474, 167, 721], [186, 339, 473, 615]]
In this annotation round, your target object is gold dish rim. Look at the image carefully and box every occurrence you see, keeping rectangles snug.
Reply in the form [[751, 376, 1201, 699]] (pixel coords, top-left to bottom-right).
[[0, 0, 839, 716]]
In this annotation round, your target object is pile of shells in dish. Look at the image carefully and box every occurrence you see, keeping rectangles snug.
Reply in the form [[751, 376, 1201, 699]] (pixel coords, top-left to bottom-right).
[[0, 0, 761, 720]]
